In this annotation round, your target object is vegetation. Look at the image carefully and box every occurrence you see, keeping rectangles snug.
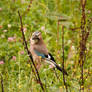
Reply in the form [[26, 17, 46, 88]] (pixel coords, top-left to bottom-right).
[[0, 0, 92, 92]]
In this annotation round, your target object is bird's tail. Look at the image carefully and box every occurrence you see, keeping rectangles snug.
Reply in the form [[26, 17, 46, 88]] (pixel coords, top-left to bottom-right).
[[55, 64, 68, 76], [44, 58, 68, 75]]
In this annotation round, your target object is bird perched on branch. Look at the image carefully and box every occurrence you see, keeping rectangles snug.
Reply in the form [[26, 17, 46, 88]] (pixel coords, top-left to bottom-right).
[[30, 31, 68, 75]]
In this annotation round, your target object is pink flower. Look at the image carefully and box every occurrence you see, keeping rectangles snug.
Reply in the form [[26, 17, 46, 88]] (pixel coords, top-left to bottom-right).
[[12, 56, 16, 61], [41, 26, 45, 30], [88, 10, 91, 14], [0, 61, 4, 64], [8, 37, 16, 42], [20, 51, 24, 55], [0, 8, 2, 11], [23, 27, 27, 32], [49, 65, 54, 69]]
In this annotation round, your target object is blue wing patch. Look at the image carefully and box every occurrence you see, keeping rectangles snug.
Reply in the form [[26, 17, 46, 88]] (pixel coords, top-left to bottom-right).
[[34, 50, 46, 58]]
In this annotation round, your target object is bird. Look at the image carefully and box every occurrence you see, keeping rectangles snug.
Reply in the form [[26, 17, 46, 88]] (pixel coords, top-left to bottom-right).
[[30, 31, 68, 75]]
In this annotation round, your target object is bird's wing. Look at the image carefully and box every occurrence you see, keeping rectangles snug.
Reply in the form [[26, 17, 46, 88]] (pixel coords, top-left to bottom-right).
[[34, 50, 55, 61], [45, 53, 56, 62], [34, 50, 56, 63], [34, 50, 46, 58], [44, 53, 57, 67], [34, 43, 48, 55], [34, 50, 68, 75]]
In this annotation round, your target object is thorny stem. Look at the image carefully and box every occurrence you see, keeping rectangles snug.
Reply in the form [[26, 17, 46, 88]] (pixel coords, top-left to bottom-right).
[[18, 11, 45, 92], [62, 25, 68, 92]]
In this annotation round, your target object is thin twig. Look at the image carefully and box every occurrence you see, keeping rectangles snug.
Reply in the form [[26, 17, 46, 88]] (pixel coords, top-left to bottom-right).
[[62, 25, 68, 92], [18, 11, 45, 91], [0, 74, 4, 92]]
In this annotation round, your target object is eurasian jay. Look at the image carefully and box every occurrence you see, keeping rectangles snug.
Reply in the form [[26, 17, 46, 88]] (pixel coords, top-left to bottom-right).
[[30, 31, 68, 75]]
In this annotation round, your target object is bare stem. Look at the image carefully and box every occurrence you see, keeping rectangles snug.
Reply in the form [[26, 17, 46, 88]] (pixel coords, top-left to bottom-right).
[[57, 20, 59, 42], [79, 0, 86, 91], [0, 74, 4, 92], [18, 11, 45, 92], [62, 25, 68, 92]]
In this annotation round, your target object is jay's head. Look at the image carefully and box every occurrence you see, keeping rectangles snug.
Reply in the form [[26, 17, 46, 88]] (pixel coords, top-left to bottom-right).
[[31, 31, 42, 43]]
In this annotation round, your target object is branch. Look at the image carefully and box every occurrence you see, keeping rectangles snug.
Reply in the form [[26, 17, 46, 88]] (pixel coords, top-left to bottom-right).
[[18, 10, 45, 91]]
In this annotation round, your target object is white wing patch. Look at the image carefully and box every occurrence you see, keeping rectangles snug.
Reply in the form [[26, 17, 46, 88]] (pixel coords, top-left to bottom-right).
[[48, 55, 51, 59]]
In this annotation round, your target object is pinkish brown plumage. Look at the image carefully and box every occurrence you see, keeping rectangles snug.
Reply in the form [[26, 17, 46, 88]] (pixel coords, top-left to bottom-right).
[[30, 31, 48, 69], [30, 31, 68, 75]]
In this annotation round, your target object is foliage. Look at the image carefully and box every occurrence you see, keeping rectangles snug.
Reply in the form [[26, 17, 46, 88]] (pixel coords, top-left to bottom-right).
[[0, 0, 92, 92]]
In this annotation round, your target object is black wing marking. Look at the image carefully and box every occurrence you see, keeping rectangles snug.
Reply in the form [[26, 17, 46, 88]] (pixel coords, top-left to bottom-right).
[[45, 53, 56, 62], [45, 53, 68, 75]]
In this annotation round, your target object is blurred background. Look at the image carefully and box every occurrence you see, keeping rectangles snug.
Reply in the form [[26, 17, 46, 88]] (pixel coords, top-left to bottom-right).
[[0, 0, 92, 92]]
